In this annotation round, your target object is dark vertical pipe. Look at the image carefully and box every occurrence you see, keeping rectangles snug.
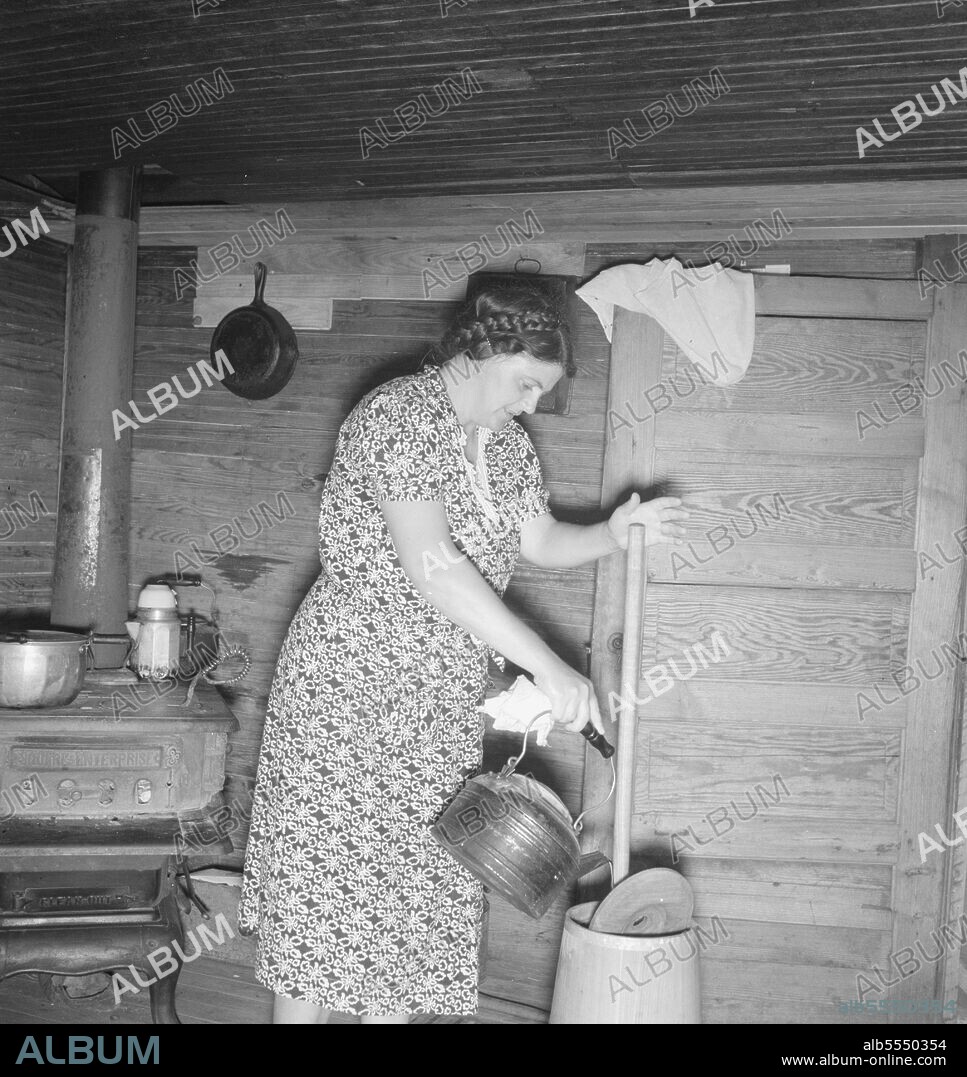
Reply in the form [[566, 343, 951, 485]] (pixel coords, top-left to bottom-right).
[[51, 167, 141, 667]]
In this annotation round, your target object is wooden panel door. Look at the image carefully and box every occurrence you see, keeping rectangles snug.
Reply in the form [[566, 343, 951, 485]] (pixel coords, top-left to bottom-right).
[[584, 264, 967, 1024]]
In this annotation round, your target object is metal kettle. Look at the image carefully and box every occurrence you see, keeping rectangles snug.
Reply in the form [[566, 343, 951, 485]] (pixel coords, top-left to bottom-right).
[[125, 583, 181, 681], [430, 726, 614, 919]]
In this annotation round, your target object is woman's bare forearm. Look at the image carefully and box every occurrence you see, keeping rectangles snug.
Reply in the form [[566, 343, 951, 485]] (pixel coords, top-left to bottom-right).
[[521, 517, 620, 569], [418, 555, 561, 678], [380, 500, 603, 731]]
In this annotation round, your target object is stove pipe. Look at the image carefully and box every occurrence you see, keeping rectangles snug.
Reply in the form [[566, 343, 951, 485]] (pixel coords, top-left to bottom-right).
[[51, 168, 142, 667]]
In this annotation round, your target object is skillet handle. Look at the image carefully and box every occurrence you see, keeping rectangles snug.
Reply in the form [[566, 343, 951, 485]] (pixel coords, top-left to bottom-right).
[[253, 262, 267, 305]]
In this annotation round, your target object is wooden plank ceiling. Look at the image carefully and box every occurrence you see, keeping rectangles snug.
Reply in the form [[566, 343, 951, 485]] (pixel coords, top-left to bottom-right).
[[4, 0, 967, 206]]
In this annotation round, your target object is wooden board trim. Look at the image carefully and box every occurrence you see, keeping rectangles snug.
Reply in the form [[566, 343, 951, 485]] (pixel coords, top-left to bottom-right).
[[37, 180, 967, 248], [193, 287, 334, 330], [635, 815, 901, 865], [631, 681, 910, 730], [925, 241, 967, 1022], [191, 240, 587, 299], [754, 276, 933, 321], [888, 272, 967, 1018], [647, 542, 917, 592], [941, 571, 967, 1017], [656, 411, 924, 459]]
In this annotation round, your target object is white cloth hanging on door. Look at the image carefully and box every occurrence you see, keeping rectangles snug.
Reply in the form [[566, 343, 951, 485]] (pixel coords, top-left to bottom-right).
[[576, 258, 756, 385]]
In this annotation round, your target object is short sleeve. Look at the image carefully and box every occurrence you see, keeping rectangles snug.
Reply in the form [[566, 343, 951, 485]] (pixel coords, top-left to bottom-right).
[[358, 388, 445, 504]]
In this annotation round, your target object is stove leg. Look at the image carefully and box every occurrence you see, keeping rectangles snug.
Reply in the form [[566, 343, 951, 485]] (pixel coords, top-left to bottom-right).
[[148, 967, 181, 1024]]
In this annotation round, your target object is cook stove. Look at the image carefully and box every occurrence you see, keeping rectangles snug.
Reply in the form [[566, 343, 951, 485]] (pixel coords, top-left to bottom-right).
[[0, 675, 238, 1023]]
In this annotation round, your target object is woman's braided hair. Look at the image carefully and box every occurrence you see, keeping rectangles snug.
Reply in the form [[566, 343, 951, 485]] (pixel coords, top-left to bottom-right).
[[432, 280, 575, 376]]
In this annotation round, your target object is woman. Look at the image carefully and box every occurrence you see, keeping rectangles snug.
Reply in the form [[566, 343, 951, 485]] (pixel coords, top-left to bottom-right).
[[237, 281, 688, 1024]]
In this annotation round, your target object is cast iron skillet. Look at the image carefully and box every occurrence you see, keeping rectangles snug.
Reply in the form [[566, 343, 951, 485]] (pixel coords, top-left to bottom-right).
[[210, 262, 299, 400]]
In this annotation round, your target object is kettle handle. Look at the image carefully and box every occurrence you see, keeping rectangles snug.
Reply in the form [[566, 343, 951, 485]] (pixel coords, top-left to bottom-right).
[[573, 755, 617, 834], [85, 632, 135, 668], [499, 711, 551, 777], [503, 712, 615, 770]]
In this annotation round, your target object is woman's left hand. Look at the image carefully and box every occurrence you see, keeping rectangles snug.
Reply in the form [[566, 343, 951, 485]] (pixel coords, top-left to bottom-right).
[[608, 493, 689, 550]]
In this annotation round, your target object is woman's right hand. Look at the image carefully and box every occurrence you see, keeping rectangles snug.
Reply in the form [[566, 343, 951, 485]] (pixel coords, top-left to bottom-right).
[[532, 658, 604, 736]]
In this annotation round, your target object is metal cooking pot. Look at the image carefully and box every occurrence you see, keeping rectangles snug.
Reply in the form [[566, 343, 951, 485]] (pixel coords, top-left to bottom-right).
[[430, 729, 615, 919], [0, 630, 131, 709]]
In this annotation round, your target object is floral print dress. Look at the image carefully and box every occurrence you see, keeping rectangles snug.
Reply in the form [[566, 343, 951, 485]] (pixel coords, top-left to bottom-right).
[[237, 365, 550, 1016]]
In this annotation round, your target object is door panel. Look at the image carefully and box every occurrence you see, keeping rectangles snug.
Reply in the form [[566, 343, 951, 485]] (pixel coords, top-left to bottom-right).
[[585, 268, 967, 1023]]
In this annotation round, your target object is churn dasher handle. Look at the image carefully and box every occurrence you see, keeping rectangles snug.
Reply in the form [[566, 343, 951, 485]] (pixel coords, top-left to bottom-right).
[[612, 523, 647, 884]]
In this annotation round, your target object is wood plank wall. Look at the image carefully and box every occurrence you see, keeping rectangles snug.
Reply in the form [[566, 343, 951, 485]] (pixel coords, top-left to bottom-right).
[[127, 230, 942, 1015], [0, 224, 67, 621]]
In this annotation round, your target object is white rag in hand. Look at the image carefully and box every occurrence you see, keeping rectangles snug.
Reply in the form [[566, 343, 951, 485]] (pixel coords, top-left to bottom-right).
[[480, 676, 554, 746]]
